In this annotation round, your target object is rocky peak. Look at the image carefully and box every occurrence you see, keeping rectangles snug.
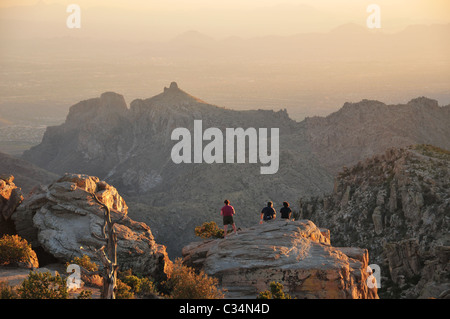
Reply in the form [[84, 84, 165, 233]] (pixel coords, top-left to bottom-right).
[[99, 92, 128, 111], [65, 91, 128, 128], [128, 82, 213, 137], [305, 97, 450, 174], [407, 96, 439, 109], [164, 81, 180, 92], [146, 81, 206, 108], [342, 99, 386, 110]]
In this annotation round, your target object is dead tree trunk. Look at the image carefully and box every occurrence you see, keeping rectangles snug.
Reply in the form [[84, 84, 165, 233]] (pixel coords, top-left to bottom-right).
[[85, 193, 125, 299]]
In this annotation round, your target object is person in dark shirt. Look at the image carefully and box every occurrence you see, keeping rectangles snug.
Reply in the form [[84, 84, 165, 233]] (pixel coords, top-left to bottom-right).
[[221, 199, 237, 238], [280, 201, 292, 219], [260, 201, 276, 224]]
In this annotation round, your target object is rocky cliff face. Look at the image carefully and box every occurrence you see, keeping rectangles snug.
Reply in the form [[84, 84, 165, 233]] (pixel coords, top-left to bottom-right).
[[182, 219, 379, 299], [12, 173, 171, 281], [0, 174, 24, 235], [304, 97, 450, 174], [298, 145, 450, 298], [0, 175, 23, 221], [20, 84, 450, 257]]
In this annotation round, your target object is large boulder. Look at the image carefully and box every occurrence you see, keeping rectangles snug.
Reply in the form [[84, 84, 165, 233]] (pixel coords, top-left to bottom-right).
[[13, 173, 171, 281], [182, 219, 378, 299]]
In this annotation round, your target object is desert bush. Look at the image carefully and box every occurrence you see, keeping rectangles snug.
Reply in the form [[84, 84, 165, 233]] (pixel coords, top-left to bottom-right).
[[195, 221, 224, 239], [121, 274, 141, 292], [66, 254, 98, 272], [76, 289, 92, 299], [0, 281, 17, 299], [115, 279, 134, 299], [120, 273, 158, 297], [257, 281, 292, 299], [17, 271, 68, 299], [164, 258, 224, 299], [0, 234, 35, 266], [138, 277, 158, 297]]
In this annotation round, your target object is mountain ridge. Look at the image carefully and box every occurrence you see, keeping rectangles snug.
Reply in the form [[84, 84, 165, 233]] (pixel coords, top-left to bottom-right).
[[19, 83, 450, 257]]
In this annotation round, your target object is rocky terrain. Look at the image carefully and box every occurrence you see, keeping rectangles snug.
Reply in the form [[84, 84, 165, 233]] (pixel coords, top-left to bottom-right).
[[11, 173, 171, 281], [17, 83, 450, 257], [297, 145, 450, 298], [183, 219, 379, 299], [1, 172, 378, 299]]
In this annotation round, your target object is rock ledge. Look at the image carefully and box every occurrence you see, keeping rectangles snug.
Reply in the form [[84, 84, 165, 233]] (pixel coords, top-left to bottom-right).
[[182, 219, 378, 299]]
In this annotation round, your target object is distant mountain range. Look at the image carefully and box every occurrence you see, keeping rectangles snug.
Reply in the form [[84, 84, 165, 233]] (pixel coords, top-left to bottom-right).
[[18, 83, 450, 257]]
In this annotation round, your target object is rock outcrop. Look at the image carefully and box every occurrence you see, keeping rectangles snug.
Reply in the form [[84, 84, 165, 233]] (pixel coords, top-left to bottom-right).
[[304, 97, 450, 174], [0, 174, 24, 236], [0, 175, 23, 221], [182, 219, 378, 299], [298, 145, 450, 298], [13, 173, 171, 281]]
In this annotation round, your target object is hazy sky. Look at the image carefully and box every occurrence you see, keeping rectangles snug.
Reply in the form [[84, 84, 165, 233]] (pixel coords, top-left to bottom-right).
[[1, 0, 450, 40], [1, 0, 449, 119]]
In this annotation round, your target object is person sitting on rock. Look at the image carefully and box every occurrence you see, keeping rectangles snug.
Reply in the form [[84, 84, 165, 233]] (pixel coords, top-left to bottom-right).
[[260, 201, 276, 224], [280, 201, 292, 219], [221, 199, 237, 238]]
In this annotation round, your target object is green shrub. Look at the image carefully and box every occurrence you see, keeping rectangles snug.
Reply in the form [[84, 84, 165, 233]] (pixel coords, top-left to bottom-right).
[[257, 281, 292, 299], [165, 258, 224, 299], [119, 273, 158, 297], [66, 254, 98, 272], [0, 281, 17, 299], [195, 221, 224, 239], [121, 274, 142, 293], [17, 271, 68, 299], [0, 234, 36, 266], [76, 289, 92, 299], [115, 279, 134, 299], [139, 277, 158, 297]]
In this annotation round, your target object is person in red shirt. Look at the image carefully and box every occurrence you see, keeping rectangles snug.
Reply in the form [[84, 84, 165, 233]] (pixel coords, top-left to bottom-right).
[[221, 199, 237, 238]]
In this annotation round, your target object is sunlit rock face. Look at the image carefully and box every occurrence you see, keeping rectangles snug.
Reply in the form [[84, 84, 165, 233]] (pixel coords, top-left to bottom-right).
[[183, 219, 379, 299], [0, 174, 23, 221], [13, 173, 171, 281]]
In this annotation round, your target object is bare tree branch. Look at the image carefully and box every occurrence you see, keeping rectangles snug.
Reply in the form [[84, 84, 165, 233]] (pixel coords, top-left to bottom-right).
[[83, 192, 120, 299]]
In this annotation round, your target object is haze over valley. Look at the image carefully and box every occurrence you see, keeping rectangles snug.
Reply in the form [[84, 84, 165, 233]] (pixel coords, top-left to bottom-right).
[[1, 1, 450, 156]]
